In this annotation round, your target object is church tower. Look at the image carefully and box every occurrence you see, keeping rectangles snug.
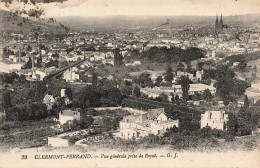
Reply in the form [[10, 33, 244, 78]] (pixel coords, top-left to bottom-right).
[[214, 14, 224, 34], [215, 14, 219, 34], [219, 14, 223, 31]]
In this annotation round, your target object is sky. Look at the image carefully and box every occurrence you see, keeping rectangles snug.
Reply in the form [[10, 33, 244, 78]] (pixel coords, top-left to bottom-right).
[[1, 0, 260, 17]]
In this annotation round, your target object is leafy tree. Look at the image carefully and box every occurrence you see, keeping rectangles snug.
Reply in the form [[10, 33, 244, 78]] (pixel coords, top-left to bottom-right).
[[164, 65, 174, 85], [114, 48, 123, 66], [159, 93, 169, 103], [66, 47, 74, 54], [142, 46, 205, 64], [1, 72, 19, 84], [65, 87, 73, 100], [177, 62, 185, 71], [227, 113, 239, 136], [80, 115, 94, 129], [192, 92, 201, 101], [2, 47, 14, 58], [92, 73, 98, 87], [22, 57, 32, 69], [132, 85, 141, 97], [136, 73, 153, 88], [155, 76, 163, 87], [106, 87, 122, 106], [71, 119, 80, 131], [30, 81, 47, 101], [74, 85, 101, 108], [179, 75, 190, 101], [45, 60, 59, 68], [2, 91, 12, 111], [47, 79, 70, 97], [214, 65, 247, 104], [5, 106, 19, 121], [119, 80, 132, 95], [236, 60, 247, 72], [175, 95, 180, 102], [202, 89, 213, 101], [170, 93, 175, 103], [54, 97, 66, 111], [244, 95, 249, 109]]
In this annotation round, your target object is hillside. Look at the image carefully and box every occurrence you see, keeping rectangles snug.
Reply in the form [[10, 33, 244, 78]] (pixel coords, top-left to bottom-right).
[[0, 10, 69, 34]]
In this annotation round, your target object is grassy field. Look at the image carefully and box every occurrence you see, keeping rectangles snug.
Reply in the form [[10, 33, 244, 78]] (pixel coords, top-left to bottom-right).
[[73, 134, 260, 152]]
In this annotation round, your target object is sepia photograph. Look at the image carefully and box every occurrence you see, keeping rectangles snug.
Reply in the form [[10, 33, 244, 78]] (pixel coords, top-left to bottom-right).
[[0, 0, 260, 167]]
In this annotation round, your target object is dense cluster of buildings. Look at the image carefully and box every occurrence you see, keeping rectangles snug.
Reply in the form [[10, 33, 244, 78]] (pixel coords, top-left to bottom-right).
[[1, 14, 260, 78], [140, 83, 216, 101]]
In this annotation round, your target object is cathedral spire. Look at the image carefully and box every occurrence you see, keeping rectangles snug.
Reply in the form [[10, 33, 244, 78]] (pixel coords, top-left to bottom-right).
[[215, 14, 219, 34], [220, 14, 223, 30]]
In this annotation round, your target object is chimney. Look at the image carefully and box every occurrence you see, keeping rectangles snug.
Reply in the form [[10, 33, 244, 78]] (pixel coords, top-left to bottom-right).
[[18, 46, 21, 63], [32, 55, 34, 70], [38, 35, 42, 57], [70, 66, 72, 81]]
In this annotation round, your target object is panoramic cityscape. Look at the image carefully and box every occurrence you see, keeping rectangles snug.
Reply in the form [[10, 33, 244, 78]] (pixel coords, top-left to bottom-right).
[[0, 1, 260, 165]]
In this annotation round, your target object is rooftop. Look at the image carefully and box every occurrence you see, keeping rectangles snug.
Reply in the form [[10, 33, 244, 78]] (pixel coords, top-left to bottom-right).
[[61, 110, 80, 116]]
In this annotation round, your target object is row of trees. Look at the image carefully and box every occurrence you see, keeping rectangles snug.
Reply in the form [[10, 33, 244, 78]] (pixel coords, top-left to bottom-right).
[[72, 85, 122, 109], [5, 101, 48, 121], [121, 96, 200, 120], [227, 95, 260, 136], [141, 46, 205, 64]]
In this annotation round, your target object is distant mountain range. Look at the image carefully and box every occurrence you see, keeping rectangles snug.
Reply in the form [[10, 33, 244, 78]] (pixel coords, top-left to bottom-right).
[[1, 9, 260, 33], [54, 14, 260, 28]]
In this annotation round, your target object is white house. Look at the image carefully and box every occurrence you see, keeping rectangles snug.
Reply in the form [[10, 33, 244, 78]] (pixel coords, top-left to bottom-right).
[[116, 108, 179, 140], [196, 70, 204, 81], [63, 69, 79, 83], [59, 110, 80, 125], [201, 110, 229, 131], [43, 94, 55, 110], [48, 137, 69, 147], [251, 81, 260, 91]]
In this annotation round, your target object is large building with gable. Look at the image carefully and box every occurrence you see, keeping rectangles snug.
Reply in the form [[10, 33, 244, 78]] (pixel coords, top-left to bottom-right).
[[115, 108, 179, 140]]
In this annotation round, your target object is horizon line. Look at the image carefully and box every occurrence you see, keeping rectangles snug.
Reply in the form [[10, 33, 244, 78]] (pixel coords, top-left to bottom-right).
[[48, 13, 260, 18], [1, 9, 260, 18]]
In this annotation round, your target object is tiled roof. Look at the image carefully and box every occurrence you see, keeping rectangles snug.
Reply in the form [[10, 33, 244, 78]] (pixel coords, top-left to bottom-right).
[[147, 108, 165, 120], [61, 110, 79, 116]]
